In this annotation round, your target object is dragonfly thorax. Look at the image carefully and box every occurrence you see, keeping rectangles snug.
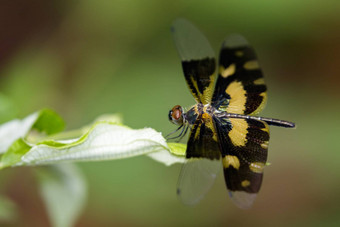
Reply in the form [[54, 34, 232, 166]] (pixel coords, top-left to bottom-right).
[[181, 103, 218, 126]]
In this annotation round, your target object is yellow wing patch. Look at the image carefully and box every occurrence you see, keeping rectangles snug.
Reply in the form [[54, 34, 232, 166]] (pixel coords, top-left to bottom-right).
[[225, 81, 247, 114], [189, 74, 215, 104], [202, 111, 218, 142], [223, 155, 240, 169], [201, 74, 216, 104], [235, 50, 244, 57], [243, 60, 259, 70], [261, 121, 270, 133], [220, 64, 236, 78], [249, 162, 265, 173], [253, 78, 265, 85], [261, 141, 269, 149], [241, 180, 251, 187], [194, 122, 201, 140], [228, 118, 248, 147]]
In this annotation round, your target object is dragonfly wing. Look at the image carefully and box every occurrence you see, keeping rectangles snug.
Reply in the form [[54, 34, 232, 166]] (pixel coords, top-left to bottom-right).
[[177, 158, 221, 205], [172, 19, 216, 104], [213, 116, 270, 209], [212, 34, 267, 115]]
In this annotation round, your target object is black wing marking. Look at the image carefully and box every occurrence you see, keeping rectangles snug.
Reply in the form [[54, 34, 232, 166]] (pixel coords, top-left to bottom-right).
[[213, 116, 270, 209], [172, 19, 216, 104], [212, 34, 267, 115], [185, 114, 220, 160]]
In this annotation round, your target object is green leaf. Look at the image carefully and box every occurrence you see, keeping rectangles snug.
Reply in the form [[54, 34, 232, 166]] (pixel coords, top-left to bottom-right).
[[0, 138, 32, 169], [167, 142, 186, 156], [0, 112, 39, 154], [0, 109, 65, 154], [35, 164, 86, 227], [0, 110, 186, 169], [18, 123, 173, 165], [32, 109, 65, 135]]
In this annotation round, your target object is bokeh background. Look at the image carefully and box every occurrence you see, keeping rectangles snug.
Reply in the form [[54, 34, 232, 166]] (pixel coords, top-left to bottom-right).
[[0, 0, 339, 226]]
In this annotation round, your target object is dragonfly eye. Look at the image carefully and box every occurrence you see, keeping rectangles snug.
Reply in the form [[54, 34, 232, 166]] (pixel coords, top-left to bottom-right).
[[169, 105, 184, 125], [168, 110, 173, 121]]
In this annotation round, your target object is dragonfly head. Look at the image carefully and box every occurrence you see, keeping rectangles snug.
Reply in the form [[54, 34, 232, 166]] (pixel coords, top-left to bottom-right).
[[169, 105, 184, 125]]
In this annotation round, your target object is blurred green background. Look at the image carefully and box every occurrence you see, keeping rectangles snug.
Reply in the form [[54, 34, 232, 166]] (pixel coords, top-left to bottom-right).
[[0, 0, 340, 226]]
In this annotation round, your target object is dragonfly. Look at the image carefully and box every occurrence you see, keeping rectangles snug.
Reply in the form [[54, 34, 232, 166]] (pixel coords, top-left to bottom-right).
[[168, 19, 295, 209]]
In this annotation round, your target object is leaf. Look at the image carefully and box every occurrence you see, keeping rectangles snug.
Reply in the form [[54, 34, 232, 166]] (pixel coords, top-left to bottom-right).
[[35, 164, 86, 227], [147, 142, 186, 166], [167, 143, 186, 156], [0, 112, 38, 154], [0, 110, 186, 169], [31, 109, 65, 135], [0, 109, 64, 154], [0, 138, 32, 169]]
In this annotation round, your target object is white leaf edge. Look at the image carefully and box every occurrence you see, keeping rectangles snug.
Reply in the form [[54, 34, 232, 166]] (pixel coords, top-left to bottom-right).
[[147, 149, 186, 166], [0, 112, 38, 154]]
